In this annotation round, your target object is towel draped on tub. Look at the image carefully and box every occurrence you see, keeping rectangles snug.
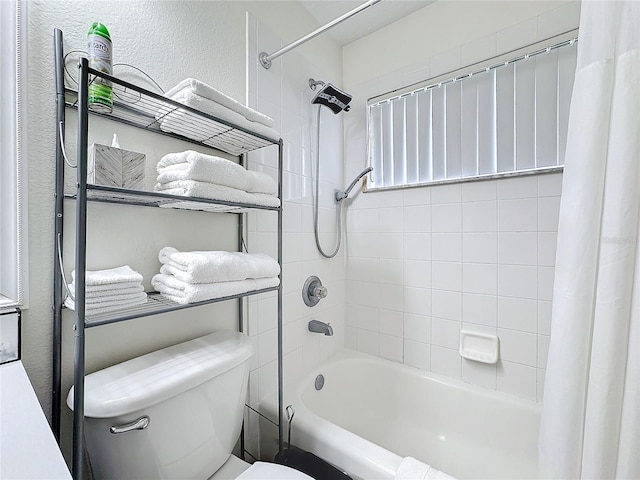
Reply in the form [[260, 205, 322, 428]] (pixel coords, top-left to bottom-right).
[[395, 457, 456, 480]]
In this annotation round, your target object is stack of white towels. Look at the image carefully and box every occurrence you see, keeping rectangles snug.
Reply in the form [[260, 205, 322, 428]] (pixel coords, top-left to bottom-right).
[[151, 247, 280, 305], [64, 265, 147, 316], [154, 150, 280, 208], [156, 78, 280, 153]]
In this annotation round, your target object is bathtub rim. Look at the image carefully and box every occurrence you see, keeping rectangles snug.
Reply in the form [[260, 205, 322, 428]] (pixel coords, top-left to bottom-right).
[[258, 348, 542, 479], [300, 349, 542, 415]]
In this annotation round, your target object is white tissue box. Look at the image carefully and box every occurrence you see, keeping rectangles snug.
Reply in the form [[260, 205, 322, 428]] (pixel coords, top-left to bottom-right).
[[88, 143, 145, 190]]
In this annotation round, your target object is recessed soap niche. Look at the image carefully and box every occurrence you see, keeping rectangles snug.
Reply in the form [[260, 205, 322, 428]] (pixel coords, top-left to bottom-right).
[[0, 310, 20, 364]]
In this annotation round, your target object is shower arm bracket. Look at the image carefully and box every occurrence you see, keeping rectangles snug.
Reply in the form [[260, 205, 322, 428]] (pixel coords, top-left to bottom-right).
[[258, 52, 272, 70]]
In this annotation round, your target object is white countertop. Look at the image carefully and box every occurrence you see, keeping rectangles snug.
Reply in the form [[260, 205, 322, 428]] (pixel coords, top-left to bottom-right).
[[0, 361, 71, 480]]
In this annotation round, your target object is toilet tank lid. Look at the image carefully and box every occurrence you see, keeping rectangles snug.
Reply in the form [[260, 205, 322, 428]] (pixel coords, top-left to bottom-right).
[[67, 331, 254, 418]]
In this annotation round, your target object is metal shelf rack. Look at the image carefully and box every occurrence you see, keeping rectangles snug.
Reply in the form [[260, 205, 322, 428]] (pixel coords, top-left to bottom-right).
[[64, 184, 281, 212], [52, 28, 284, 479]]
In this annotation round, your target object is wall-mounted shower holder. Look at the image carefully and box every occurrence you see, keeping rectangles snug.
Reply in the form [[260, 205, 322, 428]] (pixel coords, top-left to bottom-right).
[[302, 276, 328, 307]]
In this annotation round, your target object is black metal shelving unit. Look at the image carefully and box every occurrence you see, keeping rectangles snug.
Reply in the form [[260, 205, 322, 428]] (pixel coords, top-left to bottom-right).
[[52, 28, 284, 479]]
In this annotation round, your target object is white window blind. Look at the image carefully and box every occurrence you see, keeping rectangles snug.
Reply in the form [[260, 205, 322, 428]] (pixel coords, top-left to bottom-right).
[[0, 0, 27, 308], [368, 38, 578, 189]]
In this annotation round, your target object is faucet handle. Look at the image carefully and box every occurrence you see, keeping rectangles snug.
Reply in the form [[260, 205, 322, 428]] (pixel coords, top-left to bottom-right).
[[303, 275, 328, 307], [313, 285, 328, 299]]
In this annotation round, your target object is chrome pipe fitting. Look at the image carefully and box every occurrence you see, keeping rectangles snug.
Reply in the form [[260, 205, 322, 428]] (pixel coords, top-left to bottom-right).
[[308, 320, 334, 336]]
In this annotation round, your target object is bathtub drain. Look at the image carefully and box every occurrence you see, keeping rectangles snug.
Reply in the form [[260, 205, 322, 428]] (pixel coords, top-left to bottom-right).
[[315, 374, 325, 390]]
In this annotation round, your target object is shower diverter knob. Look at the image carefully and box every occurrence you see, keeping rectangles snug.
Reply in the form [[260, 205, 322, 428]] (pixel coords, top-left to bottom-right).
[[313, 285, 328, 299], [303, 276, 328, 307]]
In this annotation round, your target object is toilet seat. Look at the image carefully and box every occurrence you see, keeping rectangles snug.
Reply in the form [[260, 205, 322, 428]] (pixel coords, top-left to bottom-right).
[[236, 461, 313, 479]]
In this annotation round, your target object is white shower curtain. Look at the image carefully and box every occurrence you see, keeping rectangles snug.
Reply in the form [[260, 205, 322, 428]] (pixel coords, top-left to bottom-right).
[[539, 1, 640, 479]]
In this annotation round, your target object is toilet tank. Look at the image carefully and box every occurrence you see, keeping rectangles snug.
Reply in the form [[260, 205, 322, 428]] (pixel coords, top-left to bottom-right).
[[67, 331, 254, 480]]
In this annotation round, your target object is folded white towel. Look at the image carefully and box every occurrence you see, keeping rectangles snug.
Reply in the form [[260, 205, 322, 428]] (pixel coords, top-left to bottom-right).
[[173, 90, 280, 140], [157, 150, 277, 195], [154, 180, 280, 208], [67, 287, 147, 306], [71, 265, 143, 286], [158, 247, 280, 284], [246, 170, 278, 195], [156, 91, 280, 153], [204, 131, 252, 156], [73, 281, 144, 293], [64, 292, 148, 316], [164, 78, 275, 128], [68, 283, 145, 299], [396, 457, 456, 480], [158, 200, 248, 213], [152, 274, 279, 304]]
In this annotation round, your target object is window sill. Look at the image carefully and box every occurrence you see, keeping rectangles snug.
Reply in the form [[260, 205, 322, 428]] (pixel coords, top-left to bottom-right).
[[364, 165, 563, 193]]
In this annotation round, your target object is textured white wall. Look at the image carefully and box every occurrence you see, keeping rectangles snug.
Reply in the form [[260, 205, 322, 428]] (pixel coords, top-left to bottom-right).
[[23, 0, 341, 464], [342, 0, 580, 402]]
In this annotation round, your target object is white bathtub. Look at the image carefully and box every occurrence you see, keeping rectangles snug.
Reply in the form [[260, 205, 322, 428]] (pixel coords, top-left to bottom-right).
[[262, 350, 541, 480]]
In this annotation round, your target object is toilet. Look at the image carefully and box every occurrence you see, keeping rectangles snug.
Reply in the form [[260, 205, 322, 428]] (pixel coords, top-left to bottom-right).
[[67, 331, 311, 480]]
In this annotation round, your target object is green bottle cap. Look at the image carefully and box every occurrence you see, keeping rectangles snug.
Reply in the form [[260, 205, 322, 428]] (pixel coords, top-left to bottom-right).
[[88, 22, 111, 41]]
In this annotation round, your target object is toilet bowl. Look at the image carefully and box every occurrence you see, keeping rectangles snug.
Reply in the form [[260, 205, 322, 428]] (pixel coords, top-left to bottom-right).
[[67, 331, 311, 480]]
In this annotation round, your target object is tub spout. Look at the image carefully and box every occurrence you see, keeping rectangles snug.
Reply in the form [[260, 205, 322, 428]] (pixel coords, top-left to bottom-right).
[[308, 320, 333, 336]]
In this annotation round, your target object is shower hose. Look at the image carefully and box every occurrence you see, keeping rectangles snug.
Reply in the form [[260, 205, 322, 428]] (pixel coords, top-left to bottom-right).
[[312, 105, 343, 259]]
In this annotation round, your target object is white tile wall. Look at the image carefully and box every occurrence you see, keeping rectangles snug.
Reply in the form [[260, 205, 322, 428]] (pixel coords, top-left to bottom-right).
[[348, 173, 562, 402], [245, 15, 345, 459], [344, 0, 578, 402], [246, 8, 577, 461]]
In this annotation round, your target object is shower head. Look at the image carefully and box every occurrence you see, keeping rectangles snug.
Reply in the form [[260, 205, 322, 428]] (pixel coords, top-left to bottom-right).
[[335, 167, 373, 202], [311, 81, 352, 114]]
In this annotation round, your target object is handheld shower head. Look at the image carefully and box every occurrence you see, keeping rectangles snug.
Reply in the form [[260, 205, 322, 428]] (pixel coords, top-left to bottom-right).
[[335, 167, 373, 202], [311, 81, 352, 114]]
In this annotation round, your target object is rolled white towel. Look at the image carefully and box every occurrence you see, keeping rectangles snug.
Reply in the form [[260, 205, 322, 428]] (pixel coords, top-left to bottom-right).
[[158, 247, 280, 284], [68, 283, 145, 299], [396, 457, 456, 480], [154, 180, 280, 208], [157, 91, 280, 146], [64, 292, 147, 315], [152, 274, 279, 304], [164, 78, 275, 128], [71, 265, 143, 286], [156, 150, 277, 195]]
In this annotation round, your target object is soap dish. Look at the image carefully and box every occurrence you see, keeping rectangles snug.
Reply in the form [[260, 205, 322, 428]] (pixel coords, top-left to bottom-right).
[[459, 330, 500, 364]]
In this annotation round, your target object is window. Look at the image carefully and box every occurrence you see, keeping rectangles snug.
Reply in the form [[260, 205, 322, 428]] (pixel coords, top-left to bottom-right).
[[0, 0, 27, 308], [367, 34, 578, 190]]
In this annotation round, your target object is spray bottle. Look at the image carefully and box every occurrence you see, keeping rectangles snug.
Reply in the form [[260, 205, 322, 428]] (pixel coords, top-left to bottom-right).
[[87, 22, 112, 113]]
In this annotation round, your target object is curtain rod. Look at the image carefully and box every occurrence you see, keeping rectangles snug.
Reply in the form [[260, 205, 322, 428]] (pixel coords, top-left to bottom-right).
[[259, 0, 383, 69]]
